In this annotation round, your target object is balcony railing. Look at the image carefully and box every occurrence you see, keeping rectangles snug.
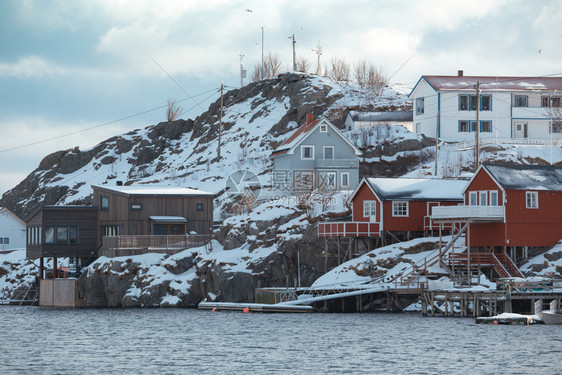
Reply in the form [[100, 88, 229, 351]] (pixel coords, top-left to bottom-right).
[[315, 159, 359, 168], [431, 205, 504, 222], [318, 221, 380, 237], [99, 234, 212, 258]]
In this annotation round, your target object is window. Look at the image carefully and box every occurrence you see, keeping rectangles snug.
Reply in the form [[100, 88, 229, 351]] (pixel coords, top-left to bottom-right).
[[542, 96, 561, 107], [319, 172, 336, 190], [341, 173, 349, 188], [415, 123, 421, 134], [469, 192, 477, 206], [552, 121, 562, 134], [320, 124, 328, 132], [480, 121, 492, 132], [514, 95, 528, 107], [363, 201, 376, 217], [3, 238, 7, 244], [101, 196, 109, 211], [0, 238, 3, 244], [469, 95, 478, 111], [301, 145, 314, 160], [459, 121, 470, 132], [293, 171, 314, 192], [131, 203, 142, 210], [490, 191, 498, 206], [101, 225, 120, 237], [69, 226, 79, 244], [45, 226, 55, 244], [526, 191, 538, 209], [392, 201, 408, 217], [479, 191, 487, 206], [197, 203, 204, 211], [323, 146, 334, 160], [459, 95, 469, 111], [57, 226, 68, 244], [470, 121, 477, 132], [480, 95, 491, 111], [415, 98, 424, 115]]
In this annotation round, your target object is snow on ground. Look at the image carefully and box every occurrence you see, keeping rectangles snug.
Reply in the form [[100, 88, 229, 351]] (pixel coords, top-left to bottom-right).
[[312, 236, 465, 289], [520, 240, 562, 277]]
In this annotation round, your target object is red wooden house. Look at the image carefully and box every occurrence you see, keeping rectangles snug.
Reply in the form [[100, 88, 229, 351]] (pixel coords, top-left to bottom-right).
[[432, 164, 562, 258], [318, 177, 466, 241]]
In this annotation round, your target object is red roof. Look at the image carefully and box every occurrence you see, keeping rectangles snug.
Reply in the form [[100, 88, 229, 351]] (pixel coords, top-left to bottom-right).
[[422, 75, 562, 92], [271, 118, 321, 156]]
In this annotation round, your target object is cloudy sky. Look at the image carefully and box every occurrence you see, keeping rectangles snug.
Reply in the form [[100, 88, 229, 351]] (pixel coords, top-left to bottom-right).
[[1, 0, 561, 194]]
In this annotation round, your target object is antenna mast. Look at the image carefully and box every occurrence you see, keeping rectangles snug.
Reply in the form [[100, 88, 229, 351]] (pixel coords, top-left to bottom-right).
[[312, 41, 323, 75]]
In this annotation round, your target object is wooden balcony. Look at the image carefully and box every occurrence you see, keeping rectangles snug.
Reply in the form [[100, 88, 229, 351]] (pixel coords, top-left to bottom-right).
[[99, 235, 212, 258], [431, 205, 505, 222], [318, 221, 380, 237]]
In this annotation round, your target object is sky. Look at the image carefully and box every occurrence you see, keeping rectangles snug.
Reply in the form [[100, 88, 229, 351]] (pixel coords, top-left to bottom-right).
[[1, 0, 561, 195]]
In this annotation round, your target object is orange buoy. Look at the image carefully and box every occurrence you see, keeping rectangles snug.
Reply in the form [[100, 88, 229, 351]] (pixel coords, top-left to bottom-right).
[[493, 320, 499, 325], [243, 307, 250, 314], [212, 308, 216, 312]]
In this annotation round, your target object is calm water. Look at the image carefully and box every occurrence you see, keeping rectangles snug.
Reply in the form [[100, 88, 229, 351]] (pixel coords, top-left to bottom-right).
[[0, 307, 560, 374]]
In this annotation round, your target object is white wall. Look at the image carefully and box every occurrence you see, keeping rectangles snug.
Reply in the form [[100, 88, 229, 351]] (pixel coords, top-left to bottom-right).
[[0, 209, 26, 250]]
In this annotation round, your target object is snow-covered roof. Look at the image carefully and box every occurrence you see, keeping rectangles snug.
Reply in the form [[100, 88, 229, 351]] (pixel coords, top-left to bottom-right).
[[413, 75, 562, 94], [93, 185, 215, 197], [149, 216, 188, 223], [483, 164, 562, 191], [348, 111, 413, 122], [365, 178, 466, 201]]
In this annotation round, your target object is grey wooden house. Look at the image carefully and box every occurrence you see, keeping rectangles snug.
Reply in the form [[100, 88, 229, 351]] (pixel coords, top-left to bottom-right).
[[270, 114, 361, 194]]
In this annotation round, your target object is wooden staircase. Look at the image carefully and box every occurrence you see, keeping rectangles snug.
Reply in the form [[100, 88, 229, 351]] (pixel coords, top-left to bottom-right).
[[448, 252, 523, 279]]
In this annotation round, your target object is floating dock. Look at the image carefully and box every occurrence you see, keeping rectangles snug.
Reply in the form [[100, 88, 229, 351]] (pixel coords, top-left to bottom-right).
[[198, 301, 313, 313], [476, 313, 541, 325]]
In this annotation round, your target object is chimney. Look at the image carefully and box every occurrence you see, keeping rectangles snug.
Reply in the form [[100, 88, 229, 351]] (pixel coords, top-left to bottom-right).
[[306, 113, 314, 125], [458, 70, 464, 77]]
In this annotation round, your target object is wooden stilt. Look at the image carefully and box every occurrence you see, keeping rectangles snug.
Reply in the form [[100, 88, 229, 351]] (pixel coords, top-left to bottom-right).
[[39, 257, 44, 280], [53, 257, 58, 279], [431, 292, 435, 317]]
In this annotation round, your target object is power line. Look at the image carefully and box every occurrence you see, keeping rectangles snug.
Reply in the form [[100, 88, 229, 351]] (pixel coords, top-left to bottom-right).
[[0, 88, 219, 155]]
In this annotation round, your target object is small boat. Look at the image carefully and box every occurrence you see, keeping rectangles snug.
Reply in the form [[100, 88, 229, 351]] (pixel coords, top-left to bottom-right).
[[536, 300, 562, 325]]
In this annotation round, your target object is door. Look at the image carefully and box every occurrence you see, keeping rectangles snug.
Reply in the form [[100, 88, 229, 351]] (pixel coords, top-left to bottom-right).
[[514, 122, 528, 139], [154, 224, 166, 235]]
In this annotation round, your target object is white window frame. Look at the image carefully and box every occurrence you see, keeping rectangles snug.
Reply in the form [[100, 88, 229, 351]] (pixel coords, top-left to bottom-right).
[[489, 190, 498, 206], [319, 124, 328, 133], [479, 191, 487, 206], [341, 172, 350, 188], [392, 201, 409, 217], [416, 97, 424, 115], [323, 146, 334, 160], [526, 191, 538, 209], [301, 145, 314, 160], [469, 191, 477, 206], [514, 95, 528, 107], [363, 201, 376, 218]]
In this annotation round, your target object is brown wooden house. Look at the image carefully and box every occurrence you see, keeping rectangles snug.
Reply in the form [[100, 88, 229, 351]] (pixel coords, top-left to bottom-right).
[[93, 185, 215, 240]]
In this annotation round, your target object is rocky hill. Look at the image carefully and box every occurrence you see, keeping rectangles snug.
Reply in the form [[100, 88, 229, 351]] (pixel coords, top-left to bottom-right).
[[0, 73, 416, 219]]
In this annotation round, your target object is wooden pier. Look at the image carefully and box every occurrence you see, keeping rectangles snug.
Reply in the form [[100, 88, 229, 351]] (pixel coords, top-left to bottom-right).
[[198, 301, 313, 313]]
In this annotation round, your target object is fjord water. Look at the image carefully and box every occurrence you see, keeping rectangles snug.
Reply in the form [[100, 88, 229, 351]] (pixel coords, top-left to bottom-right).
[[0, 307, 560, 374]]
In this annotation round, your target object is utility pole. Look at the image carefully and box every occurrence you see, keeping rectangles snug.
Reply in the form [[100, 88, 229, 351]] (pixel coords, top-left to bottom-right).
[[217, 82, 224, 161], [289, 34, 296, 71], [260, 26, 264, 80], [475, 80, 480, 170], [312, 41, 322, 75], [239, 54, 246, 87], [435, 110, 439, 176]]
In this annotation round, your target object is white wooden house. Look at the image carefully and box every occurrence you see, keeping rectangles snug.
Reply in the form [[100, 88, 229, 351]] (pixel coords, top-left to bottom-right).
[[0, 207, 26, 250], [409, 72, 562, 141]]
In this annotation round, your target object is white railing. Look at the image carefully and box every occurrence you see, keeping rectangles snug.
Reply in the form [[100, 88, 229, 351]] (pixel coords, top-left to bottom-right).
[[315, 159, 359, 168], [446, 137, 560, 151], [431, 205, 505, 220]]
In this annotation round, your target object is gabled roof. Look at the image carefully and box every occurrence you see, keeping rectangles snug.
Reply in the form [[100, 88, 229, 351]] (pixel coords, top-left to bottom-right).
[[410, 75, 562, 96], [482, 164, 562, 191], [0, 207, 25, 226], [271, 117, 362, 157], [365, 177, 466, 201], [347, 111, 413, 122], [92, 185, 215, 197]]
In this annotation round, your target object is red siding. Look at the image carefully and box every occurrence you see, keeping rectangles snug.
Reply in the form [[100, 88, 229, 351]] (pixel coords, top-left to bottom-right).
[[467, 168, 562, 247], [352, 183, 380, 223], [464, 168, 503, 204], [383, 201, 428, 232]]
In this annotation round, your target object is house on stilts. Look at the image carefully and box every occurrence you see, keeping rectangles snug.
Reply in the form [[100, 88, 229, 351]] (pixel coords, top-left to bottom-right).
[[431, 163, 562, 284]]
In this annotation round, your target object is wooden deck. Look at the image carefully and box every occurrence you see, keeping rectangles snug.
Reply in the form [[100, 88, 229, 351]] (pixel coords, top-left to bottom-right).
[[99, 234, 212, 257]]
